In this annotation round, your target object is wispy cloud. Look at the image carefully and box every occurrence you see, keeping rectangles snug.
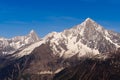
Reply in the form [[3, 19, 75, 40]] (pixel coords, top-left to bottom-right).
[[46, 16, 82, 22]]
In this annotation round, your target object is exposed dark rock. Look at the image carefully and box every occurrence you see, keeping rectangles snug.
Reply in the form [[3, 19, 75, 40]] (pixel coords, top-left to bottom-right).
[[53, 52, 120, 80]]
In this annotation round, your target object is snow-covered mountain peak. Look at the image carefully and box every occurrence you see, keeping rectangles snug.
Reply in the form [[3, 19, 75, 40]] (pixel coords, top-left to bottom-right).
[[0, 30, 40, 55], [28, 30, 40, 41], [29, 30, 37, 36], [81, 18, 102, 28], [81, 18, 95, 26], [43, 18, 120, 58], [85, 18, 94, 22], [60, 18, 104, 38], [29, 30, 36, 35], [77, 18, 104, 35]]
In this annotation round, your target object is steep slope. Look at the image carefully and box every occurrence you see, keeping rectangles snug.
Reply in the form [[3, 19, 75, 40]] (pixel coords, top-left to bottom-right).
[[0, 30, 40, 55], [44, 18, 120, 58], [53, 51, 120, 80]]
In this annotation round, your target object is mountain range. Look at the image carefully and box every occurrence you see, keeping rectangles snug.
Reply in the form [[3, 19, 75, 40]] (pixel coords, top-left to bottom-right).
[[0, 18, 120, 80]]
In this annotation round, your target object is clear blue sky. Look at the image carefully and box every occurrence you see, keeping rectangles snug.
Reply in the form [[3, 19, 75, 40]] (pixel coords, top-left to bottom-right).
[[0, 0, 120, 38]]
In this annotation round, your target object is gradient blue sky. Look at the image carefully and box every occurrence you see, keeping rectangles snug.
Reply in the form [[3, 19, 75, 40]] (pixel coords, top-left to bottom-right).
[[0, 0, 120, 38]]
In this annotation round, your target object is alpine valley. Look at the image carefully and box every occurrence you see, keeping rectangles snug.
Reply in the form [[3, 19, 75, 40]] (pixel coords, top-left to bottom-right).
[[0, 18, 120, 80]]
